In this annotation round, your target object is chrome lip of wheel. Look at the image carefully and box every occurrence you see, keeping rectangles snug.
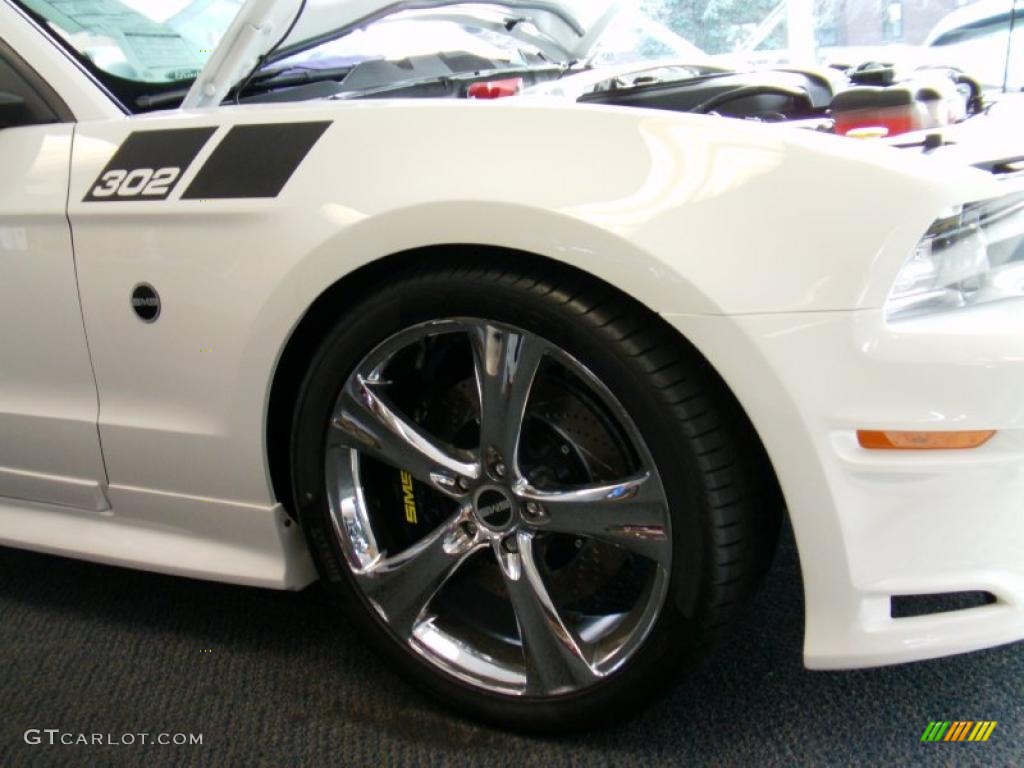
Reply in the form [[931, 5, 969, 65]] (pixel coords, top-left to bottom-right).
[[324, 318, 672, 697]]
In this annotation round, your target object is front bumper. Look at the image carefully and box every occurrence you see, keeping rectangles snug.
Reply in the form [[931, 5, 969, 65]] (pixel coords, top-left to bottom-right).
[[667, 301, 1024, 669]]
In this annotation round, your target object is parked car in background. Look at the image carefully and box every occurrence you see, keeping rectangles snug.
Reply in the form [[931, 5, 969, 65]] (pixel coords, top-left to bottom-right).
[[924, 0, 1023, 90]]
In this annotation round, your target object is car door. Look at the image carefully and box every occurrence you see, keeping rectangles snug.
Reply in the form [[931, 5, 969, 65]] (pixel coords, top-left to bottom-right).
[[0, 36, 108, 511]]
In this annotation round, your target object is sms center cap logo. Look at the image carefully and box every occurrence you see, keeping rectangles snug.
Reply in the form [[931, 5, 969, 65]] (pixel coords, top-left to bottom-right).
[[474, 487, 516, 530]]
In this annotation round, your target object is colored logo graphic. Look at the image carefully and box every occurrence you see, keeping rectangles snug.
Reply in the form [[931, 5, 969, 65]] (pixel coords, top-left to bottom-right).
[[921, 721, 997, 742], [400, 471, 418, 524]]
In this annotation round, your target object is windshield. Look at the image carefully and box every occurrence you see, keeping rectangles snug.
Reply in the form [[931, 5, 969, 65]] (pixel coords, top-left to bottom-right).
[[13, 0, 1024, 109], [16, 0, 241, 83]]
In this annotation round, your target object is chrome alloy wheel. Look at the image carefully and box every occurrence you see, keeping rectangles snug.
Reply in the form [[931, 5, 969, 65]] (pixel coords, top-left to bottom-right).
[[324, 319, 672, 697]]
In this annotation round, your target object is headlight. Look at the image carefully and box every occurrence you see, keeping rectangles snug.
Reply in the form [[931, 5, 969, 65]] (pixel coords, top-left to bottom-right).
[[886, 191, 1024, 321]]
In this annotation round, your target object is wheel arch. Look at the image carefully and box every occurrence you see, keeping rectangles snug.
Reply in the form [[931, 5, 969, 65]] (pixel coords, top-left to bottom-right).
[[265, 245, 786, 549]]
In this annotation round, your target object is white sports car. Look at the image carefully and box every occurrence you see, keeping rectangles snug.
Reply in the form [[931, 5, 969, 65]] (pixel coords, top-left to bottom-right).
[[2, 0, 1024, 731]]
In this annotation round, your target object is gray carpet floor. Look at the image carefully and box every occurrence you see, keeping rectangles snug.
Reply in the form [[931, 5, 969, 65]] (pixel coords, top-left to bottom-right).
[[0, 524, 1021, 767]]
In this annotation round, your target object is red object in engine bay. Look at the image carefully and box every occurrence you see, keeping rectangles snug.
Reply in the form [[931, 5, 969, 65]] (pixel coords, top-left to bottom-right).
[[831, 76, 967, 137], [467, 78, 524, 99]]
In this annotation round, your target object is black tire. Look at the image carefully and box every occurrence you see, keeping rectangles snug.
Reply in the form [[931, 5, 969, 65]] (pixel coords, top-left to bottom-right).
[[290, 259, 780, 732]]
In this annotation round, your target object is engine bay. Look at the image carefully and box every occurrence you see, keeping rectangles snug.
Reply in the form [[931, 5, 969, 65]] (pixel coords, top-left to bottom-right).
[[240, 50, 992, 143]]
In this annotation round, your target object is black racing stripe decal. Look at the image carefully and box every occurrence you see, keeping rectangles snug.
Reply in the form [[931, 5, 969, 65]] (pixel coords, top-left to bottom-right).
[[182, 121, 332, 200], [83, 127, 216, 202]]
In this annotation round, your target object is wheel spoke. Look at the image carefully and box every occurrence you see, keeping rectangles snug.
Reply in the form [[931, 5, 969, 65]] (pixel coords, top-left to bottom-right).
[[495, 532, 598, 695], [331, 376, 479, 494], [471, 325, 546, 474], [356, 512, 481, 639], [517, 473, 671, 566]]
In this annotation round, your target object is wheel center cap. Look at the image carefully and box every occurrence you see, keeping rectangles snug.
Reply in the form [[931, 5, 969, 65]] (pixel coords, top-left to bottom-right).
[[473, 486, 516, 531]]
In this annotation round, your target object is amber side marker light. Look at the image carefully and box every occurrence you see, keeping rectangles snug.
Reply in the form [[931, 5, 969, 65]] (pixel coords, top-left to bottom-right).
[[857, 430, 997, 450]]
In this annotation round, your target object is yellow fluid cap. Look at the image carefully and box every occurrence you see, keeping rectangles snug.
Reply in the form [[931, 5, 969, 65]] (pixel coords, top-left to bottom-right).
[[845, 126, 890, 140]]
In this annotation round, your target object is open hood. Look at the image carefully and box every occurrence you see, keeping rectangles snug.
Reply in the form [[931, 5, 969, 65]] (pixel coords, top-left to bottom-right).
[[183, 0, 623, 109]]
